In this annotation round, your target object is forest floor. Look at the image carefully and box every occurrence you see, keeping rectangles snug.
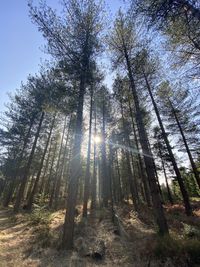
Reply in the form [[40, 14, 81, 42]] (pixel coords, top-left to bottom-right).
[[0, 200, 200, 267]]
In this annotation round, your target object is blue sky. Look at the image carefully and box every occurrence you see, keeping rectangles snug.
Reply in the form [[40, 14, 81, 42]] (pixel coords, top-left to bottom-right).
[[0, 0, 122, 113]]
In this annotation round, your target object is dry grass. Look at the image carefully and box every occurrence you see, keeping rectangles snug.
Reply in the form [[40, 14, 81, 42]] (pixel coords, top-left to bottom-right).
[[0, 200, 200, 267]]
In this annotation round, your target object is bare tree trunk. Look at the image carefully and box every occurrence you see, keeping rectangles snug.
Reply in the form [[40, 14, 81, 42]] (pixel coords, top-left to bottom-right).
[[162, 159, 173, 204], [143, 71, 192, 215], [49, 116, 67, 209], [91, 97, 97, 210], [128, 98, 151, 206], [120, 97, 139, 210], [169, 99, 200, 190], [101, 96, 110, 207], [27, 114, 56, 210], [38, 137, 53, 195], [14, 111, 45, 212], [54, 116, 72, 209], [83, 88, 93, 217], [62, 74, 86, 249], [115, 150, 122, 202], [124, 48, 168, 234], [43, 140, 58, 199], [3, 115, 35, 207]]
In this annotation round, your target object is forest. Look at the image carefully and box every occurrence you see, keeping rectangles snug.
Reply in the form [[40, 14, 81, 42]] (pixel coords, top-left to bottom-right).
[[0, 0, 200, 266]]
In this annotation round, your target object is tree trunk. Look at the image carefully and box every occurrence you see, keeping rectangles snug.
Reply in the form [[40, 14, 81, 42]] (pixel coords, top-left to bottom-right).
[[101, 96, 110, 207], [62, 74, 86, 249], [49, 116, 67, 209], [120, 97, 139, 210], [83, 88, 93, 217], [162, 160, 173, 204], [143, 71, 192, 215], [27, 114, 56, 210], [38, 138, 53, 195], [43, 140, 58, 199], [115, 150, 122, 202], [169, 99, 200, 190], [3, 115, 35, 207], [14, 111, 45, 212], [54, 116, 72, 209], [91, 96, 97, 210], [128, 98, 151, 206], [124, 48, 168, 235]]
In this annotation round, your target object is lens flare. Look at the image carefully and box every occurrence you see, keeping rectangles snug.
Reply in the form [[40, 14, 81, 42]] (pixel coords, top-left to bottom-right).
[[94, 135, 101, 144]]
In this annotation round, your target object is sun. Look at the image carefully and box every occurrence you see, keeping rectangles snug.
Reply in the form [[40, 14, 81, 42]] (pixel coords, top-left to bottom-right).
[[93, 135, 101, 144]]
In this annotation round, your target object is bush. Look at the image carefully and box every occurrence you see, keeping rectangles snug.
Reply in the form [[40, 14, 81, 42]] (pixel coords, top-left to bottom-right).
[[154, 234, 200, 265], [154, 235, 182, 259], [183, 223, 200, 239], [184, 239, 200, 264], [28, 207, 53, 248], [28, 207, 51, 226]]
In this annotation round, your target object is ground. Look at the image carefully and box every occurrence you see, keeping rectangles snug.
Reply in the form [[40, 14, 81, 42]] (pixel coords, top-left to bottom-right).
[[0, 201, 200, 267]]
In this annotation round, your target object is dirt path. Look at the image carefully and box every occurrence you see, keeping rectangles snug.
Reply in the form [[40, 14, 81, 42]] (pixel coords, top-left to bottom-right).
[[0, 209, 37, 266]]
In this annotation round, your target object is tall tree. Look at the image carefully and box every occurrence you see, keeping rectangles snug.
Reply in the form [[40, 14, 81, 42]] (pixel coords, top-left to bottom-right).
[[30, 0, 106, 248], [108, 11, 169, 234]]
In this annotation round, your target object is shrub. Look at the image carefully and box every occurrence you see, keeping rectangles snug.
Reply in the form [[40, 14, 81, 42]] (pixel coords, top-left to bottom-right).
[[153, 234, 200, 265], [28, 207, 51, 226]]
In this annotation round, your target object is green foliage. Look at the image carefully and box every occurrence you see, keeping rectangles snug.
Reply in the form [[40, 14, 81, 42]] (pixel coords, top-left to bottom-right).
[[154, 235, 182, 259], [28, 207, 53, 248], [28, 207, 51, 226], [183, 223, 200, 239], [172, 168, 200, 199]]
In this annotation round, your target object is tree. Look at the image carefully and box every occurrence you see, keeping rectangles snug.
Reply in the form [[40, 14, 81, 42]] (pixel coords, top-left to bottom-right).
[[133, 49, 192, 215], [157, 81, 200, 190], [153, 126, 174, 204], [130, 0, 200, 76], [108, 11, 169, 235], [29, 0, 106, 249]]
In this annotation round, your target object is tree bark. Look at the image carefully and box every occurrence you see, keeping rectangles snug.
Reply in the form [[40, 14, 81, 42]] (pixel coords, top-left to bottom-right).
[[143, 71, 192, 215], [43, 140, 58, 199], [101, 95, 110, 207], [54, 116, 72, 209], [120, 96, 139, 210], [62, 74, 86, 249], [169, 99, 200, 190], [115, 150, 123, 202], [91, 98, 97, 210], [14, 111, 45, 212], [83, 88, 93, 217], [128, 98, 151, 206], [49, 116, 67, 209], [27, 114, 56, 210], [3, 115, 35, 207], [38, 138, 53, 195], [124, 47, 168, 234]]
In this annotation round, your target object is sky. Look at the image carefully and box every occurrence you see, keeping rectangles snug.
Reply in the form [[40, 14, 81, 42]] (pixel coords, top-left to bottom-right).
[[0, 0, 122, 113]]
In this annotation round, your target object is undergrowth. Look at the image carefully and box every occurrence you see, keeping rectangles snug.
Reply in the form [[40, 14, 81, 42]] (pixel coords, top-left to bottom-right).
[[153, 234, 200, 265], [28, 207, 53, 248]]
